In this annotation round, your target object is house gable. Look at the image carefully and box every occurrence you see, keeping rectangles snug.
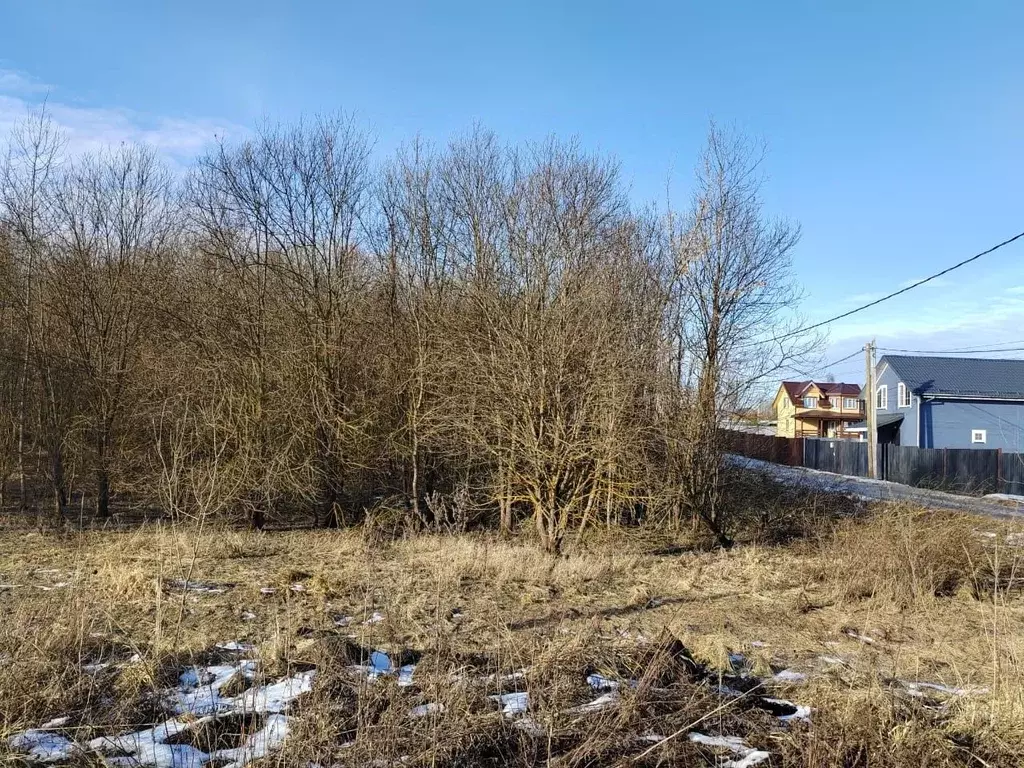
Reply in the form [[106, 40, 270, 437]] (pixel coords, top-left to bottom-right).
[[882, 355, 1024, 400], [876, 354, 1024, 449]]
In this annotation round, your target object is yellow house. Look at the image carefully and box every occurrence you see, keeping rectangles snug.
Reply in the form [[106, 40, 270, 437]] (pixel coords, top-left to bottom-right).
[[773, 381, 865, 439]]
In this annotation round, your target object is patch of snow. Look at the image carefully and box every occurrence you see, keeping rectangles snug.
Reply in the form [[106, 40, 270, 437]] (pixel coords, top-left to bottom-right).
[[350, 651, 415, 687], [333, 616, 353, 627], [899, 680, 988, 698], [172, 662, 256, 715], [105, 743, 209, 768], [490, 691, 529, 716], [484, 669, 528, 684], [167, 579, 230, 595], [750, 641, 767, 648], [689, 732, 771, 767], [211, 713, 289, 768], [89, 718, 207, 752], [844, 630, 876, 645], [397, 664, 416, 687], [409, 703, 444, 718], [35, 582, 68, 591], [363, 611, 385, 625], [216, 641, 256, 652], [818, 656, 845, 665], [762, 697, 812, 722], [259, 587, 276, 595], [773, 669, 807, 683], [586, 673, 619, 690], [225, 670, 316, 713], [241, 612, 257, 622], [570, 691, 619, 713], [369, 651, 391, 675], [290, 583, 307, 592], [8, 730, 79, 763], [983, 493, 1024, 504]]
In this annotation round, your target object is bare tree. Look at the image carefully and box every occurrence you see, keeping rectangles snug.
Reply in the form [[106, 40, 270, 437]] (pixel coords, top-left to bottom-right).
[[0, 108, 64, 513], [373, 137, 458, 527], [45, 144, 177, 516], [188, 115, 373, 528], [672, 124, 806, 545]]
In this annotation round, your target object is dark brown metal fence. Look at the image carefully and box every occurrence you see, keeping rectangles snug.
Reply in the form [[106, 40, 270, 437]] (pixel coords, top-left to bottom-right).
[[803, 437, 868, 477], [718, 429, 802, 466], [722, 429, 1023, 497]]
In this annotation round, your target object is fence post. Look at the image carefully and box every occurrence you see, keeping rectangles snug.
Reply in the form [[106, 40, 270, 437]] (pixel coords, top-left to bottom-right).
[[996, 448, 1003, 494]]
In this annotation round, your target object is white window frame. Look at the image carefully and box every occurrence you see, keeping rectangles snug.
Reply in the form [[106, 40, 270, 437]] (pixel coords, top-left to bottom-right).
[[843, 397, 858, 410], [876, 385, 888, 409], [972, 429, 987, 444], [802, 396, 817, 408], [897, 382, 912, 408]]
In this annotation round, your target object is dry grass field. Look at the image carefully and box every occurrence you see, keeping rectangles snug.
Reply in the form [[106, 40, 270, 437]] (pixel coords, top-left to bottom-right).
[[1, 498, 1023, 767]]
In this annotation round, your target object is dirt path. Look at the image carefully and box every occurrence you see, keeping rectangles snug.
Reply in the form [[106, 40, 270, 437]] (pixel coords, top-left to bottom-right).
[[728, 454, 1024, 521]]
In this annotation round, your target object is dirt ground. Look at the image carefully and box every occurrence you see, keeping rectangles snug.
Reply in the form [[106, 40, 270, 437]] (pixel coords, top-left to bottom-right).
[[1, 505, 1023, 767]]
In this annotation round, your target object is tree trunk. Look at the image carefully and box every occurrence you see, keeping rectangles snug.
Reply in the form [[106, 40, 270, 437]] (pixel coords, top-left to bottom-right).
[[96, 468, 110, 518], [51, 446, 67, 519]]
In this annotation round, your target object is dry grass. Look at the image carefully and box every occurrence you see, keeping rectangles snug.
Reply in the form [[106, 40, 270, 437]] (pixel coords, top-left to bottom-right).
[[1, 504, 1023, 766]]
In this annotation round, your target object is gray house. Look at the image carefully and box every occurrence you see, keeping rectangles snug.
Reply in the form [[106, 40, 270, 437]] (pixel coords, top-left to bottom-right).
[[869, 355, 1024, 450]]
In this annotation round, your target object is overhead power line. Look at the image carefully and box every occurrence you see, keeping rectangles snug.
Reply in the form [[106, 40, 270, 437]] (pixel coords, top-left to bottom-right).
[[878, 346, 1024, 355], [767, 230, 1024, 344]]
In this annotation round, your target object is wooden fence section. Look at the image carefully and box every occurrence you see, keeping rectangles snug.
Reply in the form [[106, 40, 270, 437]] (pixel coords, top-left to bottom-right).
[[719, 430, 802, 466], [803, 438, 868, 477], [882, 445, 998, 494], [1001, 452, 1024, 496], [722, 429, 1024, 497]]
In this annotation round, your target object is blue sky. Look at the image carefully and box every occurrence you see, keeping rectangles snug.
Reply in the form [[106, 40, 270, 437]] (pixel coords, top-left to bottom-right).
[[2, 0, 1023, 383]]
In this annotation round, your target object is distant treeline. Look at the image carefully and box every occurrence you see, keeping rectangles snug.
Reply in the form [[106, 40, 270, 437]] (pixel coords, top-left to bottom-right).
[[0, 114, 805, 549]]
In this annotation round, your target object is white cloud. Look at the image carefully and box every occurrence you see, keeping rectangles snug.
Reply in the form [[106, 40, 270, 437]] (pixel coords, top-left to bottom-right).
[[0, 69, 244, 169], [0, 68, 51, 94]]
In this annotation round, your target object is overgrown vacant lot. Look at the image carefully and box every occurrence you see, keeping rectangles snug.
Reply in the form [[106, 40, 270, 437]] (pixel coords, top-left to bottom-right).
[[2, 503, 1023, 767]]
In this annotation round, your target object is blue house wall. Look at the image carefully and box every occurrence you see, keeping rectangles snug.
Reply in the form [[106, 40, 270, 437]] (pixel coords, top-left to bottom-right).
[[920, 399, 1024, 451], [875, 361, 919, 445], [875, 360, 1024, 449]]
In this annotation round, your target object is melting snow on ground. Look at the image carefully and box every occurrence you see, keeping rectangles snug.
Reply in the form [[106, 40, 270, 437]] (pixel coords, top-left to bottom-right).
[[897, 680, 989, 698], [9, 634, 840, 766], [212, 714, 290, 768], [570, 691, 620, 713], [166, 579, 232, 595], [349, 650, 416, 688], [409, 703, 444, 718], [490, 691, 530, 717], [689, 733, 771, 767], [762, 697, 812, 722], [10, 646, 315, 767], [773, 668, 808, 683], [7, 723, 79, 763]]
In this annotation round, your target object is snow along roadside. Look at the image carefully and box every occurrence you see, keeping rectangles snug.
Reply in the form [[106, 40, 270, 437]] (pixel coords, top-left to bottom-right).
[[726, 454, 1024, 522]]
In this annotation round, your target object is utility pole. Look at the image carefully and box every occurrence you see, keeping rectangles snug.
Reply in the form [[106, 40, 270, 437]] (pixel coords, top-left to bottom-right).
[[865, 339, 877, 478]]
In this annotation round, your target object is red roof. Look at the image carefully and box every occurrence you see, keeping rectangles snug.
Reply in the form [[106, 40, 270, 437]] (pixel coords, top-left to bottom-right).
[[780, 380, 862, 405]]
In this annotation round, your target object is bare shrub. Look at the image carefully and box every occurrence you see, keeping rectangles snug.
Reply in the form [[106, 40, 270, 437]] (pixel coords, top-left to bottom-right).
[[824, 506, 1000, 603]]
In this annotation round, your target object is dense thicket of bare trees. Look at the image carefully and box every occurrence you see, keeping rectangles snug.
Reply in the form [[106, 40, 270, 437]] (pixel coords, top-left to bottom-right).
[[0, 112, 803, 549]]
